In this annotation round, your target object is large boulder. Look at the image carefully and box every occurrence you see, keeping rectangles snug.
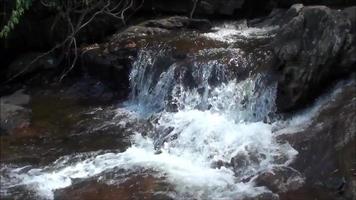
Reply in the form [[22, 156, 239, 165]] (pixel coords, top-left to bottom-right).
[[142, 0, 355, 17], [277, 79, 356, 199], [80, 43, 136, 99], [271, 5, 356, 111]]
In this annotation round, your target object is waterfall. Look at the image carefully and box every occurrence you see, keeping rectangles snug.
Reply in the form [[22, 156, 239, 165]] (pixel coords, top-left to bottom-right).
[[1, 24, 310, 200]]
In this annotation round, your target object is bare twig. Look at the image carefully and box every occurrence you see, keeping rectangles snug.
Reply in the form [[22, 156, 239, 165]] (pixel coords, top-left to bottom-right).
[[190, 0, 200, 19], [5, 0, 140, 83]]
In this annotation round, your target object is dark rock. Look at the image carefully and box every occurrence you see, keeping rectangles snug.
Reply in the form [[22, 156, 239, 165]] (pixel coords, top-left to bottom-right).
[[107, 16, 211, 42], [0, 89, 31, 134], [243, 192, 279, 200], [4, 52, 59, 82], [143, 0, 355, 18], [0, 89, 30, 106], [277, 79, 356, 199], [339, 6, 356, 69], [255, 166, 304, 193], [80, 16, 211, 98], [81, 44, 136, 98], [271, 5, 356, 111], [201, 0, 245, 16], [250, 4, 304, 27], [142, 0, 246, 16], [131, 16, 212, 34], [230, 150, 267, 177]]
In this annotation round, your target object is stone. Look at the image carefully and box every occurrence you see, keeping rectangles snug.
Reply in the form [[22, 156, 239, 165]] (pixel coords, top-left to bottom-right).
[[139, 16, 212, 32], [243, 192, 279, 200], [0, 89, 30, 106], [80, 16, 212, 99], [271, 5, 356, 111], [202, 0, 245, 16], [255, 166, 304, 193], [5, 52, 59, 81], [0, 89, 31, 134], [277, 80, 356, 199]]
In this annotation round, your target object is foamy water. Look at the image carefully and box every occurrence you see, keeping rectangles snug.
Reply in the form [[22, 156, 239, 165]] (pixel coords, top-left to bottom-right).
[[202, 23, 278, 43], [1, 75, 300, 199]]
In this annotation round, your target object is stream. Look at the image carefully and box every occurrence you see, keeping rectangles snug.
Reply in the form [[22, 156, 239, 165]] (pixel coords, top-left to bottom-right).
[[0, 22, 352, 200]]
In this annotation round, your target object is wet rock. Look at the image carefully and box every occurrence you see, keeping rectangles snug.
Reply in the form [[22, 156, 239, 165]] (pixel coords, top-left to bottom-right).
[[142, 16, 212, 32], [1, 89, 30, 106], [278, 80, 356, 199], [339, 6, 356, 70], [80, 16, 211, 97], [117, 16, 212, 39], [255, 166, 304, 193], [250, 4, 304, 27], [271, 5, 356, 111], [55, 175, 172, 200], [80, 44, 136, 98], [0, 89, 31, 134], [243, 192, 279, 200], [230, 150, 268, 177]]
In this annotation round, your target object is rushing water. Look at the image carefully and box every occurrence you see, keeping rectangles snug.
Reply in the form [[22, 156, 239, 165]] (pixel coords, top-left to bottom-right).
[[0, 24, 330, 200]]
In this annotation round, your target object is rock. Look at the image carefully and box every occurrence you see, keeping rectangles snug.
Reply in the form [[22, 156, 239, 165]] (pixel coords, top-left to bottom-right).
[[271, 5, 356, 111], [80, 16, 211, 98], [118, 16, 212, 39], [249, 4, 304, 27], [5, 52, 59, 82], [142, 0, 245, 16], [142, 0, 355, 17], [243, 192, 279, 200], [81, 46, 136, 98], [1, 89, 30, 106], [255, 166, 304, 193], [0, 89, 31, 134], [277, 79, 356, 199], [201, 0, 245, 16], [142, 16, 212, 31], [339, 6, 356, 69]]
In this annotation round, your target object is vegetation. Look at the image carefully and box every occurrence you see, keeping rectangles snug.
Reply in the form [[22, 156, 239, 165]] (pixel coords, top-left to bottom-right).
[[1, 0, 32, 38], [1, 0, 202, 82], [1, 0, 142, 81]]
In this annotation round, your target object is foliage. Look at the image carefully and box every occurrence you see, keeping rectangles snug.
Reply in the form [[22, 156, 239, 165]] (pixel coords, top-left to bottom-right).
[[0, 0, 123, 38], [0, 0, 32, 38], [2, 0, 141, 82]]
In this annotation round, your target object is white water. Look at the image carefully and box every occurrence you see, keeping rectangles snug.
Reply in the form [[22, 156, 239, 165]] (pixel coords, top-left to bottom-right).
[[202, 23, 278, 43], [0, 25, 320, 200]]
